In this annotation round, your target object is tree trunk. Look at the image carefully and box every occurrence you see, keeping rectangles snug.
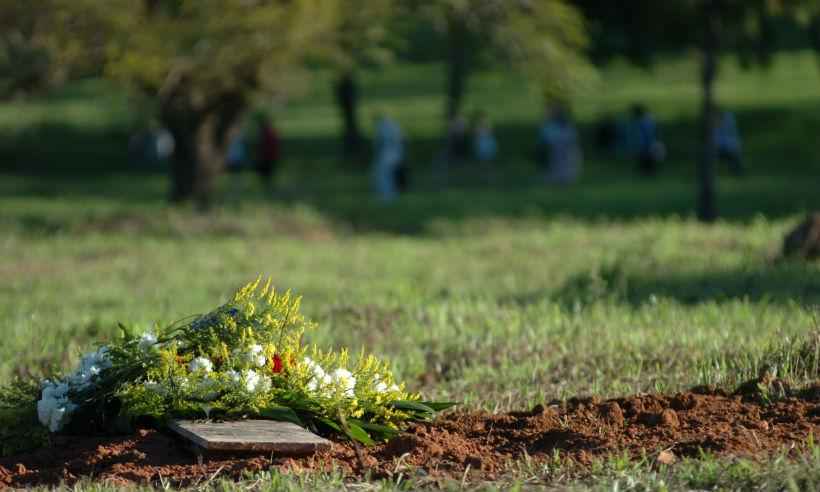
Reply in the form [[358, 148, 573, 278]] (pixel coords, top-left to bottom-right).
[[697, 1, 720, 223], [162, 99, 199, 204], [809, 15, 820, 57], [445, 16, 469, 120], [161, 91, 245, 208], [334, 73, 362, 157]]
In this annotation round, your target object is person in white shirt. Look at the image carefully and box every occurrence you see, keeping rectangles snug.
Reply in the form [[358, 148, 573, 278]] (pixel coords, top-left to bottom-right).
[[372, 112, 405, 202], [538, 105, 582, 185]]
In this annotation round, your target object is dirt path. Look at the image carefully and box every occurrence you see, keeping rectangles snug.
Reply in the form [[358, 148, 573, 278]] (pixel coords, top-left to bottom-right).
[[2, 386, 819, 487]]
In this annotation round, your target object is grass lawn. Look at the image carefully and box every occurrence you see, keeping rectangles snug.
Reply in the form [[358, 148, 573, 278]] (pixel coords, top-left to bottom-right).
[[2, 51, 820, 490]]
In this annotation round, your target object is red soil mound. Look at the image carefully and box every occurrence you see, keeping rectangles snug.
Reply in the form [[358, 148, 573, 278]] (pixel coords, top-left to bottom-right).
[[2, 387, 819, 488]]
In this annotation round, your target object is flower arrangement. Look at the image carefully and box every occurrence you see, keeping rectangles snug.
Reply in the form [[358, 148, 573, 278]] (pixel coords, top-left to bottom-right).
[[0, 279, 453, 455]]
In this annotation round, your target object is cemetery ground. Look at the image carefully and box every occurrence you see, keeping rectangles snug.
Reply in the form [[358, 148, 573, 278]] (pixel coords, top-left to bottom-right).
[[2, 52, 820, 489]]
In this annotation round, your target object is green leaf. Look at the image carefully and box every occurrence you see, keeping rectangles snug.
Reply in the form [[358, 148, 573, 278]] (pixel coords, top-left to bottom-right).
[[389, 400, 436, 418], [316, 416, 343, 433], [351, 420, 400, 440], [419, 401, 458, 412], [260, 406, 304, 427], [344, 420, 376, 446], [118, 322, 135, 341], [317, 417, 375, 446]]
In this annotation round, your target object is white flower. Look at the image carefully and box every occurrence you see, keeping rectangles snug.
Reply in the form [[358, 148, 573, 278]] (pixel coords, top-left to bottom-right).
[[304, 357, 333, 393], [233, 344, 268, 368], [37, 381, 77, 432], [246, 370, 260, 392], [82, 348, 112, 371], [227, 369, 243, 384], [68, 347, 112, 389], [303, 357, 319, 372], [248, 344, 267, 367], [373, 373, 391, 393], [307, 373, 332, 392], [331, 368, 356, 398], [68, 371, 91, 389], [227, 370, 271, 393], [138, 332, 158, 351], [189, 357, 214, 373], [47, 406, 67, 432]]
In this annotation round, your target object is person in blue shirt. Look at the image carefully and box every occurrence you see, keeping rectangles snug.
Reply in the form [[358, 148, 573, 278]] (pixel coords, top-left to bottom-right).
[[631, 104, 665, 176], [473, 111, 498, 163], [714, 110, 744, 176]]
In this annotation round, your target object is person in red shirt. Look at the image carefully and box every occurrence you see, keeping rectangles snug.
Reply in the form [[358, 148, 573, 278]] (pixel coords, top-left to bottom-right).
[[256, 115, 280, 189]]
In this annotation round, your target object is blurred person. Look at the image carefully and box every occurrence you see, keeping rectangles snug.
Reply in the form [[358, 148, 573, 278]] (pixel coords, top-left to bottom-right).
[[225, 131, 248, 199], [128, 122, 174, 166], [154, 127, 175, 162], [446, 113, 470, 162], [255, 114, 280, 189], [473, 111, 498, 163], [538, 104, 582, 185], [226, 132, 247, 172], [631, 104, 665, 176], [372, 111, 405, 202], [714, 109, 744, 176], [335, 73, 362, 157]]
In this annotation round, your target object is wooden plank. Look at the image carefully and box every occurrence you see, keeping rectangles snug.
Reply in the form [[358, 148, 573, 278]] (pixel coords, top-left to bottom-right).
[[168, 419, 331, 455]]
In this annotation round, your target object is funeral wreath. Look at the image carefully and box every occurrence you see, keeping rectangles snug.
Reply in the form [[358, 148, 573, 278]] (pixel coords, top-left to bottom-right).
[[0, 279, 454, 455]]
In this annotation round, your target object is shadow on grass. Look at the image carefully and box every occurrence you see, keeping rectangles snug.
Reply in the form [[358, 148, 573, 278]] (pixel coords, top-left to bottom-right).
[[1, 102, 819, 235], [538, 261, 820, 307]]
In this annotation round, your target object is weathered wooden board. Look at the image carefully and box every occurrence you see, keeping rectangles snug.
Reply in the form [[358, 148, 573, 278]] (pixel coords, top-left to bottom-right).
[[168, 419, 331, 455]]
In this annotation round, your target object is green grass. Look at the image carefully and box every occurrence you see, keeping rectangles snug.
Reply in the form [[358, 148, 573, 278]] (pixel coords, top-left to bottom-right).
[[2, 51, 820, 489]]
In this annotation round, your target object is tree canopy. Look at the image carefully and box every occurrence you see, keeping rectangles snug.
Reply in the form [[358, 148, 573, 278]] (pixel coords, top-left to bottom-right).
[[410, 0, 590, 117]]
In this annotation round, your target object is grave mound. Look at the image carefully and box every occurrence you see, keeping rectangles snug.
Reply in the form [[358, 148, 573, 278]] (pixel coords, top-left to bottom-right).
[[3, 384, 819, 487]]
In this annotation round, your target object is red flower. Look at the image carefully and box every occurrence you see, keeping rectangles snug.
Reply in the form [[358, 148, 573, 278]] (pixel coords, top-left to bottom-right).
[[272, 354, 284, 373]]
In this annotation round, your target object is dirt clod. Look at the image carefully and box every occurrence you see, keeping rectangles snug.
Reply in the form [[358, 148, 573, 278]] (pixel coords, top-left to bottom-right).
[[599, 402, 625, 427], [660, 409, 680, 428], [2, 387, 820, 488], [782, 212, 820, 260], [656, 450, 677, 465]]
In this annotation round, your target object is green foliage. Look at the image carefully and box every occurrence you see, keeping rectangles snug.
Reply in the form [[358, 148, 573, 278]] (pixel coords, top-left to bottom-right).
[[325, 0, 398, 70], [413, 0, 592, 107], [0, 380, 47, 456], [575, 0, 820, 66], [64, 0, 341, 105]]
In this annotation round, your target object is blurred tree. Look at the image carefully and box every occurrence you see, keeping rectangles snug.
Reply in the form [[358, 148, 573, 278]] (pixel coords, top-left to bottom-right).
[[409, 0, 589, 120], [0, 1, 51, 98], [324, 0, 397, 158], [101, 0, 340, 206], [0, 0, 341, 206], [574, 0, 817, 222], [0, 0, 104, 98]]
